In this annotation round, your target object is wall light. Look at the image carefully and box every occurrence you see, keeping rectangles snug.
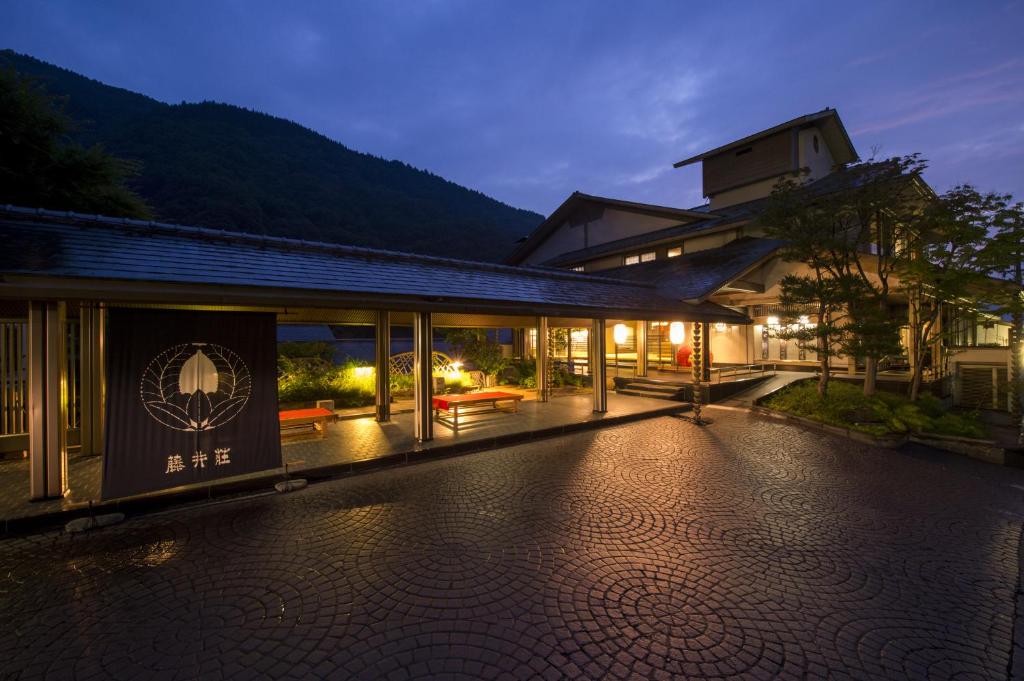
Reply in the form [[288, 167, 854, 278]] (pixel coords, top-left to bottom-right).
[[714, 322, 727, 333], [669, 321, 685, 345], [613, 323, 628, 345]]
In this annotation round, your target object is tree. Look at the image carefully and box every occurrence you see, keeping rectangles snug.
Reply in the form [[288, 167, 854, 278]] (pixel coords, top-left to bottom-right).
[[760, 156, 929, 397], [896, 185, 997, 401], [759, 177, 859, 398], [441, 328, 509, 385], [0, 67, 150, 217], [982, 199, 1024, 441]]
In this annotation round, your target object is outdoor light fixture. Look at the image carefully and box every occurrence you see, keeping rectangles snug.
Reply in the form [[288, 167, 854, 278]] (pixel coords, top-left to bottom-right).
[[714, 322, 727, 333], [798, 315, 810, 325], [354, 366, 373, 378], [613, 323, 628, 345], [669, 321, 685, 345], [451, 361, 463, 371], [766, 316, 780, 327]]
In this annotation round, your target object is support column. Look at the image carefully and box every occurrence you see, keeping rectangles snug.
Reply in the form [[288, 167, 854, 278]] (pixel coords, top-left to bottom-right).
[[700, 322, 712, 382], [591, 318, 607, 413], [635, 321, 648, 377], [413, 311, 433, 442], [375, 311, 391, 422], [79, 304, 105, 456], [691, 320, 707, 424], [28, 301, 67, 500], [536, 317, 549, 403]]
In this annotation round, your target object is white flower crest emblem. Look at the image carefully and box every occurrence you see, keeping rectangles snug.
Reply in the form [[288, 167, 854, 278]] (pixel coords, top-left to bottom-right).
[[140, 343, 252, 432]]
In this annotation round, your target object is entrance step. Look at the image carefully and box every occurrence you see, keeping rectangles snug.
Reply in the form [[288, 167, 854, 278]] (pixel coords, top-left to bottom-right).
[[614, 377, 690, 401]]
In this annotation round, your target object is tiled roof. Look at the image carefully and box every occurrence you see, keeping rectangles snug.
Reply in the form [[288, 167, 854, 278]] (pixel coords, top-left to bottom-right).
[[540, 200, 761, 267], [539, 163, 896, 268], [502, 192, 717, 265], [0, 206, 749, 322], [673, 108, 858, 168], [599, 237, 786, 302]]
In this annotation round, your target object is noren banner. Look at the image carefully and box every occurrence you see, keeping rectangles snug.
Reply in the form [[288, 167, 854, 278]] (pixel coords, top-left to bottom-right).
[[102, 308, 281, 500]]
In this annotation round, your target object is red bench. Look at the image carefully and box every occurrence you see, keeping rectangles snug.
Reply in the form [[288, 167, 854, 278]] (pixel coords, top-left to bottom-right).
[[432, 391, 523, 431], [279, 407, 334, 442]]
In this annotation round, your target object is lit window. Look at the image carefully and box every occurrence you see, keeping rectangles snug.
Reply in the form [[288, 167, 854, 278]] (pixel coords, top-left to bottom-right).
[[640, 251, 656, 262], [623, 254, 640, 266], [569, 265, 584, 272], [667, 247, 682, 258]]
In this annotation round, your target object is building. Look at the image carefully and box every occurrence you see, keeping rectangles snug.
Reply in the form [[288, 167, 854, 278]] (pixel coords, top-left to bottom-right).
[[0, 107, 1012, 514], [505, 108, 1013, 409]]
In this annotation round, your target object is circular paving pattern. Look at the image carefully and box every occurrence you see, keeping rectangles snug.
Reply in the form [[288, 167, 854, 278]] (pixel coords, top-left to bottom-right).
[[0, 408, 1022, 680]]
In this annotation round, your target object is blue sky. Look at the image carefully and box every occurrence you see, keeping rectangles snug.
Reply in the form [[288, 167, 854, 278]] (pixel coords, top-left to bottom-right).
[[2, 1, 1022, 214]]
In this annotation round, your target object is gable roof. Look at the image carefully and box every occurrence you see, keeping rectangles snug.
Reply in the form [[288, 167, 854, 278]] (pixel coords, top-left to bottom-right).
[[600, 237, 785, 302], [0, 205, 749, 323], [502, 192, 718, 265], [673, 108, 858, 168]]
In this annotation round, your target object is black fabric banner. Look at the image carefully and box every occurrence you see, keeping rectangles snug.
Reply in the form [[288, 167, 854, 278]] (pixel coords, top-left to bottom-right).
[[102, 308, 281, 500]]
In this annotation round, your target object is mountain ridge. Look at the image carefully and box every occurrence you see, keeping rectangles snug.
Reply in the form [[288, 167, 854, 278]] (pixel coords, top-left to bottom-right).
[[0, 50, 542, 261]]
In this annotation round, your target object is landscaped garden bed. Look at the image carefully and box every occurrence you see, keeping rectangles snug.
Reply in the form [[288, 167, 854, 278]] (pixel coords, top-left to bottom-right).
[[760, 379, 985, 439]]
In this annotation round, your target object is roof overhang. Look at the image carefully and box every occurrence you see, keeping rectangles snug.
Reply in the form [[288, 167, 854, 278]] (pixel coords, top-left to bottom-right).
[[673, 108, 859, 169], [0, 273, 750, 324]]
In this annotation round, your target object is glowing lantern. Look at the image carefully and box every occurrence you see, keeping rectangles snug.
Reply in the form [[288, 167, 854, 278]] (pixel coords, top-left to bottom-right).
[[613, 323, 628, 345], [669, 321, 685, 345]]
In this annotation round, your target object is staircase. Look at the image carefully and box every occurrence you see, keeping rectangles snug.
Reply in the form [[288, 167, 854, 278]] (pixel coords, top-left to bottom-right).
[[613, 376, 690, 402]]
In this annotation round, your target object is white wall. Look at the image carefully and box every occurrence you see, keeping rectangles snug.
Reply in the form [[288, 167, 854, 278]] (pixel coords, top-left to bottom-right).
[[522, 208, 683, 265], [797, 127, 835, 182]]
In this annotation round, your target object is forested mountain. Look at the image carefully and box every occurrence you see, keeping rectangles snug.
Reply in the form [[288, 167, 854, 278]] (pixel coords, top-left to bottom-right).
[[0, 50, 542, 260]]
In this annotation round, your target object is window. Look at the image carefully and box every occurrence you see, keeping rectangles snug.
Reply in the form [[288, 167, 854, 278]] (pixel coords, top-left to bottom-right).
[[623, 254, 640, 266], [812, 135, 820, 153], [569, 265, 584, 272], [667, 246, 682, 258], [640, 251, 656, 262]]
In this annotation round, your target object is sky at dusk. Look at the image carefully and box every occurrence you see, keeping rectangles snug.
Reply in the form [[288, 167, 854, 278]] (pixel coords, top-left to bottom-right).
[[2, 1, 1022, 215]]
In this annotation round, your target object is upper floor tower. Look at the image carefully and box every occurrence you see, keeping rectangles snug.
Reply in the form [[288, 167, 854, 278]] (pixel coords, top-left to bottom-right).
[[673, 108, 859, 209]]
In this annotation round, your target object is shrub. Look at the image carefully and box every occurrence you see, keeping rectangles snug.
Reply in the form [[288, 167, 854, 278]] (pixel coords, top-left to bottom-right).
[[763, 380, 987, 439]]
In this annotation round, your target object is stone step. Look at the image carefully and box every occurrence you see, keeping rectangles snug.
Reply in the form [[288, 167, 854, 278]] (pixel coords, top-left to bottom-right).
[[620, 382, 680, 394], [617, 388, 688, 401]]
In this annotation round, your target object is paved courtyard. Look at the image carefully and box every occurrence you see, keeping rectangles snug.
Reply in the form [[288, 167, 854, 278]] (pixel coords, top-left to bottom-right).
[[1, 407, 1022, 680]]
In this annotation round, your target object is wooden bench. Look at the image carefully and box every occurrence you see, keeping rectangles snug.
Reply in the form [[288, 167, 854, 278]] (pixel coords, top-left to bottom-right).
[[432, 391, 523, 432], [279, 407, 334, 442]]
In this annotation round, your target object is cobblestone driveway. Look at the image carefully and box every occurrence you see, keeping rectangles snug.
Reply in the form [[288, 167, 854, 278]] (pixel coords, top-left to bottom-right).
[[2, 408, 1022, 680]]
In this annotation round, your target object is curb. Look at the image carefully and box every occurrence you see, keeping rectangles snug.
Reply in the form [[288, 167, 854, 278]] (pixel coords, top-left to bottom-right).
[[1, 403, 690, 537]]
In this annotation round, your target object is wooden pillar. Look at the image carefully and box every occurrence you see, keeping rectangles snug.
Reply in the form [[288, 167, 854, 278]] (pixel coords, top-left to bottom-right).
[[79, 304, 105, 456], [591, 318, 607, 413], [635, 321, 648, 377], [413, 311, 433, 442], [375, 311, 391, 422], [29, 301, 67, 500], [536, 317, 549, 403]]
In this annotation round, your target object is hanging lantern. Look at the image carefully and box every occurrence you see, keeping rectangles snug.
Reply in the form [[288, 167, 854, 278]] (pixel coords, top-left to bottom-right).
[[669, 321, 685, 345], [613, 323, 628, 345]]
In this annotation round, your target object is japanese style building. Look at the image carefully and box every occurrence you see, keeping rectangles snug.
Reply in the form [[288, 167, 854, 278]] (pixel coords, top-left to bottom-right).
[[505, 108, 1012, 406], [0, 107, 1013, 514]]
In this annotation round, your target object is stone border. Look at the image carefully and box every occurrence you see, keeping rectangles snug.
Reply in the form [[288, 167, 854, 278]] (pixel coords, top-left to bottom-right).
[[0, 402, 690, 537], [750, 405, 908, 448]]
